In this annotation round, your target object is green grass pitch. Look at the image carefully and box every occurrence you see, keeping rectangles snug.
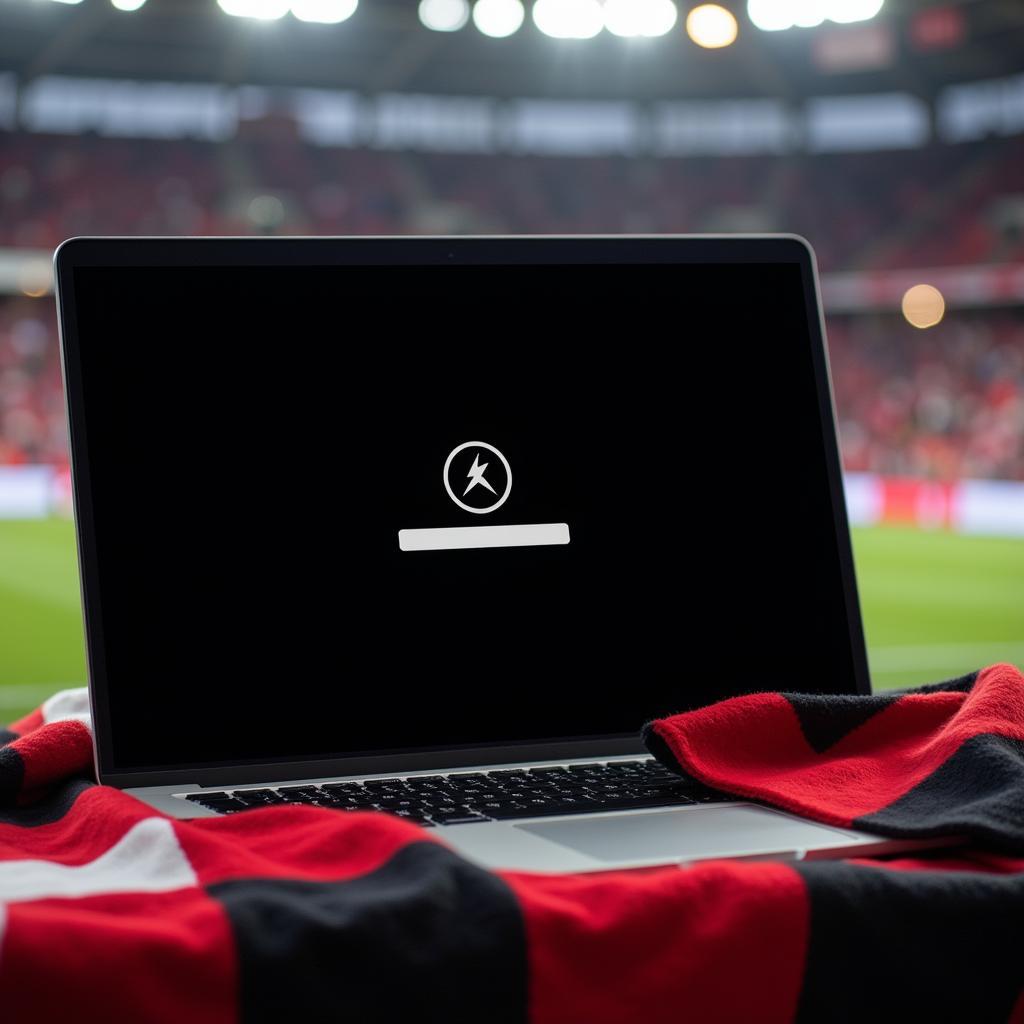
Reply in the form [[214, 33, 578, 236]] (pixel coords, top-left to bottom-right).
[[0, 518, 1021, 722]]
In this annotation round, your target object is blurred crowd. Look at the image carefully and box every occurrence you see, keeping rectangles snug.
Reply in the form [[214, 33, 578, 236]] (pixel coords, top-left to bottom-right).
[[1, 292, 1022, 481], [830, 313, 1024, 481], [1, 129, 1023, 480], [3, 130, 1024, 272], [0, 300, 66, 466]]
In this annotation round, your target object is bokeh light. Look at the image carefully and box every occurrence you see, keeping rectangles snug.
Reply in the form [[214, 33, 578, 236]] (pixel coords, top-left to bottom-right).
[[17, 261, 52, 300], [247, 195, 286, 228], [604, 0, 677, 37], [902, 284, 946, 329], [747, 0, 883, 31], [217, 0, 290, 19], [533, 0, 604, 39], [686, 4, 738, 47], [472, 0, 525, 37], [290, 0, 357, 22], [747, 0, 795, 30], [826, 0, 884, 24], [419, 0, 470, 31]]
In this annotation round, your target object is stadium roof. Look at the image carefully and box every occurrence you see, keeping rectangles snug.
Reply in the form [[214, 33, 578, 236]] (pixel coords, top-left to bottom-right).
[[0, 0, 1022, 102]]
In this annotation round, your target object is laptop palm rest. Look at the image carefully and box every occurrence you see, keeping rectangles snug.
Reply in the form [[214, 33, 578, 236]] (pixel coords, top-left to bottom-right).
[[516, 805, 861, 863]]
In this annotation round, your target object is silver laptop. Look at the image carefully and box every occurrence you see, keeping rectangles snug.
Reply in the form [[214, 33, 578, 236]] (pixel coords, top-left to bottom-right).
[[54, 234, 929, 873]]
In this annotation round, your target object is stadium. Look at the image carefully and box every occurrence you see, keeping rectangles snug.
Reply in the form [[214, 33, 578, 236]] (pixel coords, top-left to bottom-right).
[[2, 0, 1023, 719], [2, 0, 1024, 720], [3, 0, 1024, 1013]]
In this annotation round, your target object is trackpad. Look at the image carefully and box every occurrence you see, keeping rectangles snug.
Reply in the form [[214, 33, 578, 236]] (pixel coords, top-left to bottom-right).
[[516, 805, 857, 863]]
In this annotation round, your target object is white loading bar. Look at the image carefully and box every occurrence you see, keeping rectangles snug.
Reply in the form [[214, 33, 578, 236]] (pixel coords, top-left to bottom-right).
[[398, 523, 571, 552]]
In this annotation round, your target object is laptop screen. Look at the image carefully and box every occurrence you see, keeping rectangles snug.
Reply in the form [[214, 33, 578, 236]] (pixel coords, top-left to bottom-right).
[[65, 253, 864, 775]]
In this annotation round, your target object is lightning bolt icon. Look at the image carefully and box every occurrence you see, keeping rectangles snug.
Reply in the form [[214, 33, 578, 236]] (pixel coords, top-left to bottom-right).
[[463, 453, 497, 497]]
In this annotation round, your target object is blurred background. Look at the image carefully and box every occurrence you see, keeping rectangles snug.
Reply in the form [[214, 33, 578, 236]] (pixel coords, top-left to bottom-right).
[[1, 0, 1022, 719]]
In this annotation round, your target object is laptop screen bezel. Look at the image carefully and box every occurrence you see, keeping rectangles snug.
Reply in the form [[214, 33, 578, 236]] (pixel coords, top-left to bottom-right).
[[54, 235, 871, 788]]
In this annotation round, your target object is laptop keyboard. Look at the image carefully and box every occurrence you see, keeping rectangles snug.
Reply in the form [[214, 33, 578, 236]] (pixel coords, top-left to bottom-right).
[[183, 759, 728, 825]]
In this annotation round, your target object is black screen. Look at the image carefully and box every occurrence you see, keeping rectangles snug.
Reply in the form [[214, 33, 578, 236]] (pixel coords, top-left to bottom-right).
[[68, 260, 862, 773]]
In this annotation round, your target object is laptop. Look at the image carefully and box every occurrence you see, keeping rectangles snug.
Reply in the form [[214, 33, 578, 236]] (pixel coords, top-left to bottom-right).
[[54, 235, 931, 873]]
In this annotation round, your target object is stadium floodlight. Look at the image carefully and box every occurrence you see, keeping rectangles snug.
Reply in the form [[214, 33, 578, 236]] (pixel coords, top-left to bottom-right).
[[472, 0, 525, 36], [826, 0, 883, 23], [603, 0, 677, 37], [533, 0, 604, 38], [748, 0, 881, 30], [419, 0, 470, 31], [218, 0, 290, 19], [110, 0, 147, 10], [686, 4, 738, 46], [746, 0, 796, 30], [290, 0, 357, 22], [791, 0, 825, 28]]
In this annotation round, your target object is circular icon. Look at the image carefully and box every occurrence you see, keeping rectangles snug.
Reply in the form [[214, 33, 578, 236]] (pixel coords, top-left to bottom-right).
[[443, 441, 512, 514]]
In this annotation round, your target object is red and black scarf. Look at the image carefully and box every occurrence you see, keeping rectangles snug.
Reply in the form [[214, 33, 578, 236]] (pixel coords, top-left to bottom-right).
[[2, 663, 1024, 1022]]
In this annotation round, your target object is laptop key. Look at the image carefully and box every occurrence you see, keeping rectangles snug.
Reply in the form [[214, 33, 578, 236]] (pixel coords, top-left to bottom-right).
[[430, 810, 489, 825], [603, 794, 696, 811], [487, 801, 602, 820], [483, 804, 533, 819], [388, 809, 433, 823], [197, 798, 248, 813], [234, 792, 285, 806]]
